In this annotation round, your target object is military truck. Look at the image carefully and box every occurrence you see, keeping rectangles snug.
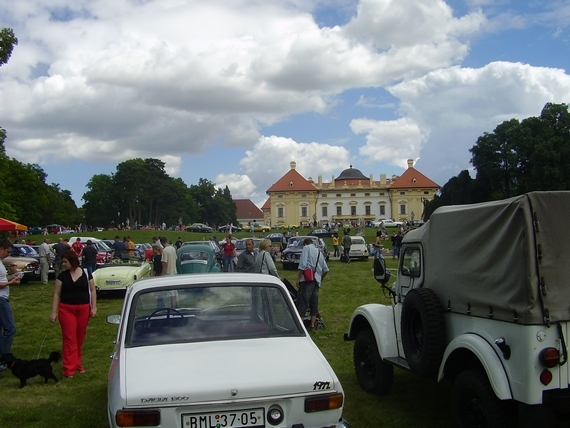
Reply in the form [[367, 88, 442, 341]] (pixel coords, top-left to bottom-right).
[[344, 191, 570, 427]]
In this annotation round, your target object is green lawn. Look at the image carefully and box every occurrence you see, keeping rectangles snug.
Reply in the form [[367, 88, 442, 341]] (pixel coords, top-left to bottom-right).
[[1, 228, 453, 428]]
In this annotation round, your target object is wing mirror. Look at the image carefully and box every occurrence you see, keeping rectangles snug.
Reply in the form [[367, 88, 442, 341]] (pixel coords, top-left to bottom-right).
[[106, 314, 122, 325], [374, 257, 391, 285]]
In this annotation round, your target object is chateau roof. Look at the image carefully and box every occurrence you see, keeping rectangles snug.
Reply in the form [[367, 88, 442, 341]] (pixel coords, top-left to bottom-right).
[[390, 161, 439, 189], [266, 162, 316, 193], [335, 165, 367, 181]]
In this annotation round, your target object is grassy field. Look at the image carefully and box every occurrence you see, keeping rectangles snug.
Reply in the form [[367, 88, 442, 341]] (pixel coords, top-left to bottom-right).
[[1, 228, 453, 428]]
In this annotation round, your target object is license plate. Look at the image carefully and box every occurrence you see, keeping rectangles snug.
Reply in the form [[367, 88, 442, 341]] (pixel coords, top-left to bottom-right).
[[182, 408, 264, 428], [106, 280, 121, 285]]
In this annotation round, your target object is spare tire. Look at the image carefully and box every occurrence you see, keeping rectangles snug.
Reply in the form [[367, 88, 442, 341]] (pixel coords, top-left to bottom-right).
[[401, 287, 446, 378]]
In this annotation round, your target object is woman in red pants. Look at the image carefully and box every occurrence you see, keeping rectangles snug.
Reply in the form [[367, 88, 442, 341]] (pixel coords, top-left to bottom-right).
[[50, 250, 97, 378]]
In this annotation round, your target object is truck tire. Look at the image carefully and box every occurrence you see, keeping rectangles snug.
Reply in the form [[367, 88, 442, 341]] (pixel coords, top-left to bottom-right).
[[353, 330, 394, 394], [451, 368, 516, 428], [400, 288, 445, 378]]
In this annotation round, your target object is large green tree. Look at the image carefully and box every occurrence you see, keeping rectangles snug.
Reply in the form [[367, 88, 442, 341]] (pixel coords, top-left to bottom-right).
[[0, 27, 17, 67], [424, 102, 570, 219]]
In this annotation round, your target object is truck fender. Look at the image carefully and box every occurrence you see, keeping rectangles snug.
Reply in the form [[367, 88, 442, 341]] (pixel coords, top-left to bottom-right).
[[345, 304, 399, 358], [439, 334, 512, 400]]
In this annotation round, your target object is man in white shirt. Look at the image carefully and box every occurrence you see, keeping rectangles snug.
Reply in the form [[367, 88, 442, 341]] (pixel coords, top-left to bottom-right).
[[0, 239, 21, 370], [295, 238, 329, 330], [38, 237, 51, 284], [159, 237, 177, 276]]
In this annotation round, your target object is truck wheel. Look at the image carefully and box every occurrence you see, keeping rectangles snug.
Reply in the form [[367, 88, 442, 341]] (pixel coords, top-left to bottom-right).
[[400, 288, 445, 378], [452, 368, 516, 428], [353, 330, 394, 394]]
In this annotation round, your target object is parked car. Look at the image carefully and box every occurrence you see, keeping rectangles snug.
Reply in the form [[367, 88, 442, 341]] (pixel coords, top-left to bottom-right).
[[186, 223, 213, 233], [281, 236, 330, 270], [134, 243, 153, 261], [182, 240, 222, 264], [106, 273, 349, 428], [31, 245, 55, 276], [93, 257, 153, 296], [265, 233, 284, 243], [69, 237, 113, 266], [2, 255, 39, 283], [218, 224, 242, 233], [244, 223, 271, 232], [378, 219, 403, 228], [347, 236, 369, 261], [28, 226, 44, 235], [308, 228, 335, 238], [176, 244, 221, 274], [279, 224, 298, 230]]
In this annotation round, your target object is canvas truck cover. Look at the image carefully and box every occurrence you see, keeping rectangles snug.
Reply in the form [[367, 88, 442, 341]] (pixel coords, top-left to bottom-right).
[[404, 191, 570, 325]]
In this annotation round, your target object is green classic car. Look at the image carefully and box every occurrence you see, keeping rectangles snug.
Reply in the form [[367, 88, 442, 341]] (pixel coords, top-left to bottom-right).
[[176, 244, 221, 274], [93, 257, 153, 296]]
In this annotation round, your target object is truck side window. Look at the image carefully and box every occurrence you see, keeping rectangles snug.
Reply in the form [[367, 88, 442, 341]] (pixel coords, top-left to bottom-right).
[[401, 248, 421, 277]]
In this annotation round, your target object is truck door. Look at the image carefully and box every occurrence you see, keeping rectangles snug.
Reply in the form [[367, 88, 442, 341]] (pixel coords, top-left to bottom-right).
[[395, 245, 423, 356]]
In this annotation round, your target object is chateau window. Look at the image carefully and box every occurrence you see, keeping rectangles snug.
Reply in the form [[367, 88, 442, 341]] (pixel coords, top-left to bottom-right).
[[322, 207, 328, 217], [365, 193, 370, 196], [277, 195, 283, 198], [365, 206, 371, 215], [400, 192, 406, 195], [301, 207, 307, 217], [400, 204, 406, 215], [351, 206, 356, 216], [336, 194, 341, 197], [350, 193, 356, 197], [336, 206, 342, 216], [322, 194, 327, 197], [278, 208, 284, 217], [380, 206, 385, 216]]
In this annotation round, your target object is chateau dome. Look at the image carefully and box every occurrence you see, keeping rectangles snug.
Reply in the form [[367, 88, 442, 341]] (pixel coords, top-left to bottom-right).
[[335, 165, 367, 181]]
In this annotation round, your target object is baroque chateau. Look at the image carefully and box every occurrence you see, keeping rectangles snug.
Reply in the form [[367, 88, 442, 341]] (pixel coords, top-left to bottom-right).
[[262, 160, 439, 227]]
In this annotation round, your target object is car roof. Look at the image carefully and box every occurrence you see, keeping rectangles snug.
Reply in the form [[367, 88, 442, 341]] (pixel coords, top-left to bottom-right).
[[129, 272, 285, 294]]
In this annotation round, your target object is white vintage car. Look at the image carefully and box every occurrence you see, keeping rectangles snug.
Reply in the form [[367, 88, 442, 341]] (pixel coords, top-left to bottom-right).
[[106, 273, 349, 428]]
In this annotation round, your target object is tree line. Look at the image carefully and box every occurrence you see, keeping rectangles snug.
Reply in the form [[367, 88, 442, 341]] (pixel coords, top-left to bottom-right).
[[423, 102, 570, 219], [82, 159, 237, 228]]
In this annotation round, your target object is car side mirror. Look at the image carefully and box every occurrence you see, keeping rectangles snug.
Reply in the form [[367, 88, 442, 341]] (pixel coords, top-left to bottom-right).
[[106, 314, 122, 325], [374, 257, 391, 285]]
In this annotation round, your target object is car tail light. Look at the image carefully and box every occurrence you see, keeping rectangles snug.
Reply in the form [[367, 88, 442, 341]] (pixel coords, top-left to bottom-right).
[[304, 393, 344, 413], [539, 347, 560, 368], [540, 369, 553, 386], [115, 410, 160, 426]]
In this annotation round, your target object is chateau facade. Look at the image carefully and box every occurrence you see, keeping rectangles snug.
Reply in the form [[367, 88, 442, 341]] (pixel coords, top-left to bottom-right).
[[263, 160, 439, 227]]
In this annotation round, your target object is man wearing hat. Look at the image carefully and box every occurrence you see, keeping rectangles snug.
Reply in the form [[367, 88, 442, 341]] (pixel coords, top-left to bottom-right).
[[82, 240, 98, 276]]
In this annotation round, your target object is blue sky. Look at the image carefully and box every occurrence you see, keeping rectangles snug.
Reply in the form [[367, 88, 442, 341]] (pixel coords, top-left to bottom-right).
[[1, 0, 569, 210]]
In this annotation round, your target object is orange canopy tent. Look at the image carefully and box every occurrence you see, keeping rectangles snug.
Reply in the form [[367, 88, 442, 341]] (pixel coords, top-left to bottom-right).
[[0, 218, 28, 232]]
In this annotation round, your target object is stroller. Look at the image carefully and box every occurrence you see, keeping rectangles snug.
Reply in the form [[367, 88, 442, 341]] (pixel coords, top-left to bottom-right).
[[282, 278, 325, 330]]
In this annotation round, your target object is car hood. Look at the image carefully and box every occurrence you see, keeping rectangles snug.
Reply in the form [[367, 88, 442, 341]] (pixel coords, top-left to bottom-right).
[[122, 337, 338, 406]]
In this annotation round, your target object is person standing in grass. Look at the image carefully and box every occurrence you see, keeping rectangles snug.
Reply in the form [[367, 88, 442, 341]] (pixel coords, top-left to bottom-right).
[[38, 237, 51, 284], [152, 244, 162, 276], [296, 238, 329, 330], [342, 229, 351, 264], [236, 238, 256, 273], [160, 237, 177, 275], [332, 233, 340, 258], [50, 250, 97, 378], [0, 239, 21, 371], [254, 239, 279, 277]]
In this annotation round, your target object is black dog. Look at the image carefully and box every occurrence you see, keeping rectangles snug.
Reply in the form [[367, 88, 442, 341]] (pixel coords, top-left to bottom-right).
[[0, 351, 61, 388]]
